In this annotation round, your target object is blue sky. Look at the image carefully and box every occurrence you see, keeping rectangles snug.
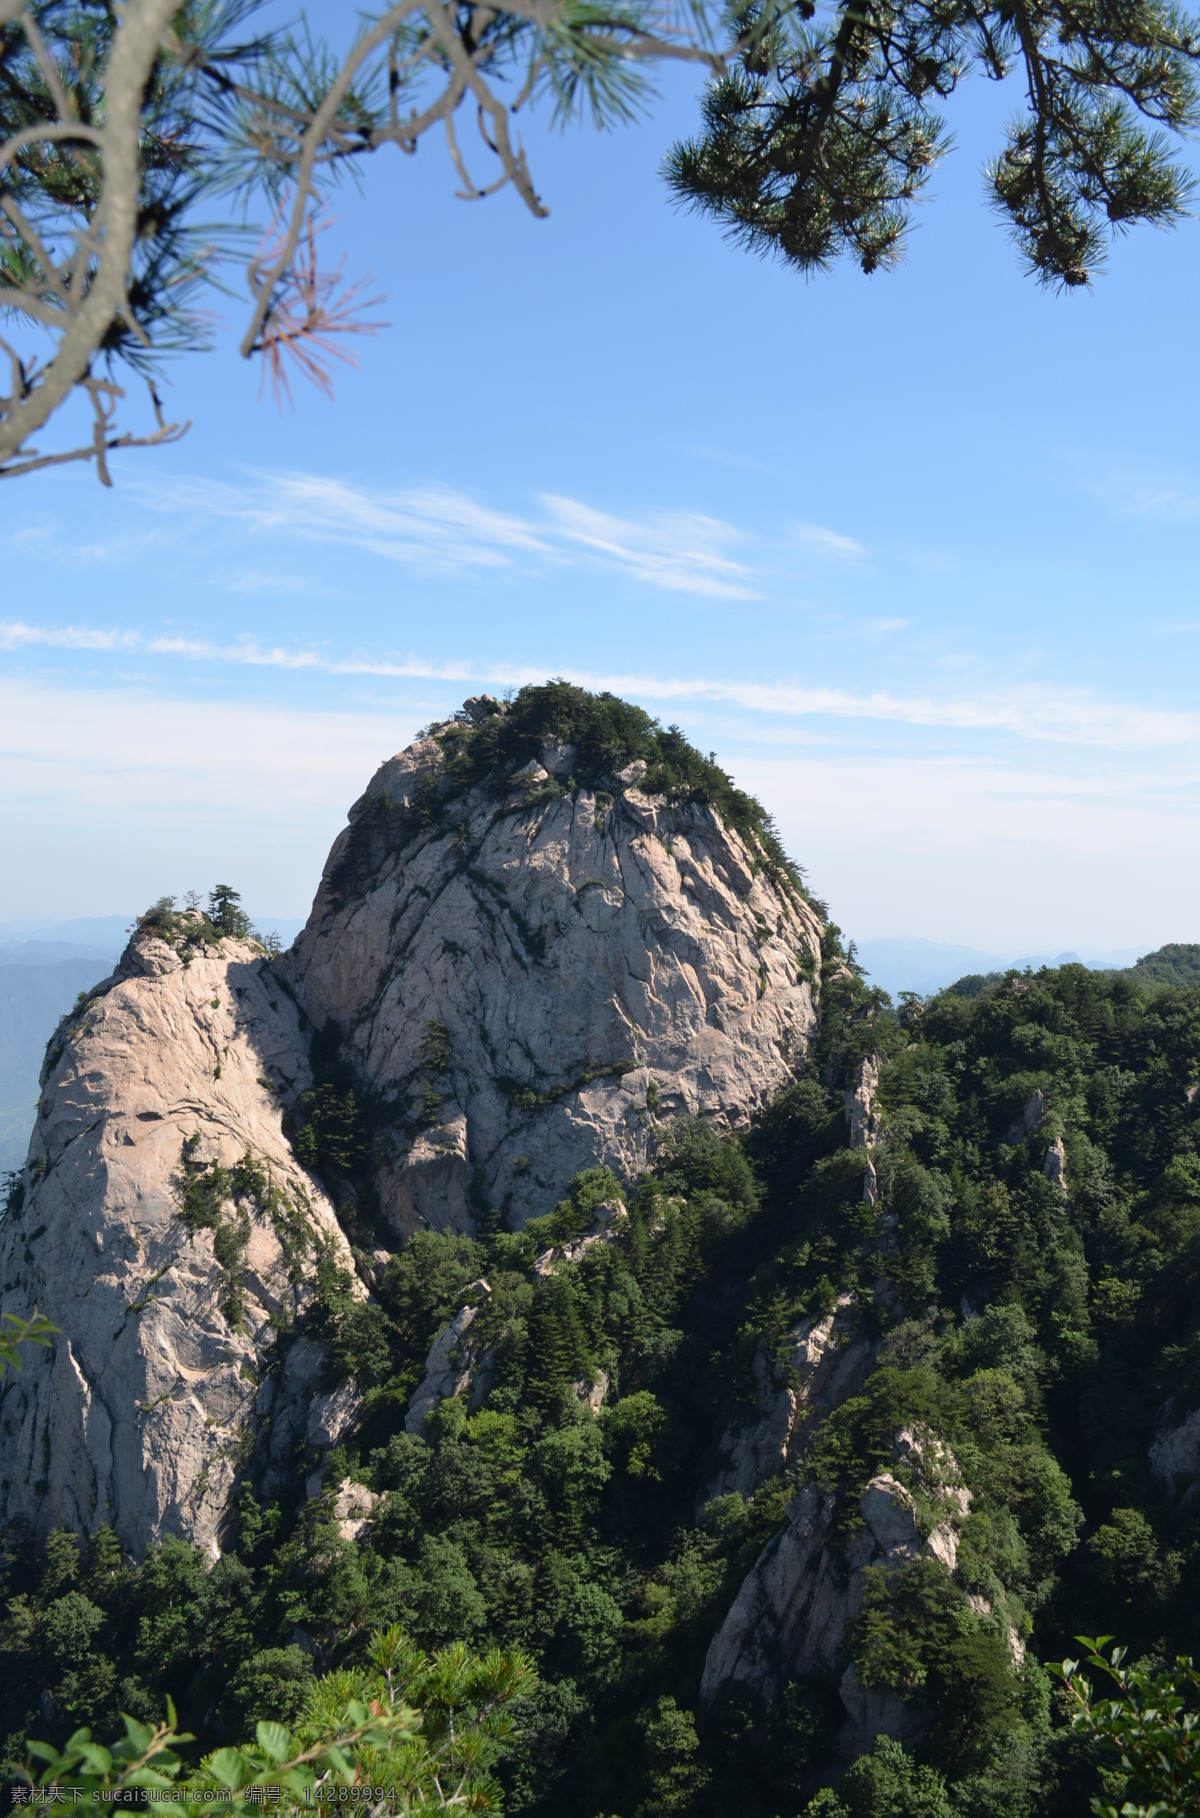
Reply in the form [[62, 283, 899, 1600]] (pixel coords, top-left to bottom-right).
[[3, 38, 1199, 951]]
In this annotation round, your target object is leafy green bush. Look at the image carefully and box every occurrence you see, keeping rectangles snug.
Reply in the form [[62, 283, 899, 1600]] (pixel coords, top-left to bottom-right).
[[1057, 1638, 1200, 1816], [7, 1626, 534, 1813]]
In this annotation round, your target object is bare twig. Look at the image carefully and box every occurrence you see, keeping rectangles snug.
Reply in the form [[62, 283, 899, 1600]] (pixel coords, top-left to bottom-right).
[[238, 0, 427, 360], [249, 207, 385, 404], [0, 376, 188, 481]]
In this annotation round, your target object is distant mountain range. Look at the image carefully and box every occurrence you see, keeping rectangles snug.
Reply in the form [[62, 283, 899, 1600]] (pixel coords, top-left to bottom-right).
[[854, 935, 1148, 999]]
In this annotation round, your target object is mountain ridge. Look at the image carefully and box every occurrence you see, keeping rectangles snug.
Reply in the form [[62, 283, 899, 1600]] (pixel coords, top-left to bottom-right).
[[2, 686, 1198, 1818]]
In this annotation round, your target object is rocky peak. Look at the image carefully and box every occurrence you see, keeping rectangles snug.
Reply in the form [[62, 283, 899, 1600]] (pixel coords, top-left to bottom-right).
[[0, 918, 359, 1557], [0, 681, 825, 1557], [287, 684, 824, 1234]]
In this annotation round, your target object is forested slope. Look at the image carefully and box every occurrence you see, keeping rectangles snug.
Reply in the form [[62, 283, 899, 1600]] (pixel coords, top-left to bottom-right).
[[3, 940, 1197, 1814]]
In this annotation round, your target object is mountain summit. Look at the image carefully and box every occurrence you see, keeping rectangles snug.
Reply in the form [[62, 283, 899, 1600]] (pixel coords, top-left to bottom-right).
[[287, 684, 823, 1235], [0, 684, 824, 1554]]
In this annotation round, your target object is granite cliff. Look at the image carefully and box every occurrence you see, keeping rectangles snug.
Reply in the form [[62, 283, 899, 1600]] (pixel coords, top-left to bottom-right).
[[0, 919, 360, 1558], [286, 691, 822, 1235], [0, 685, 824, 1555]]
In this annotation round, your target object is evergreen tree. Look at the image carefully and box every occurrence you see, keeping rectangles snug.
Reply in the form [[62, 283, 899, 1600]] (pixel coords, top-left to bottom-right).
[[665, 0, 1200, 286], [206, 885, 252, 939]]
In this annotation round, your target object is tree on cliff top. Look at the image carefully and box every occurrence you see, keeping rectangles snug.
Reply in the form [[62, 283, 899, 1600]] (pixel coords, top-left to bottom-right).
[[3, 0, 1199, 482]]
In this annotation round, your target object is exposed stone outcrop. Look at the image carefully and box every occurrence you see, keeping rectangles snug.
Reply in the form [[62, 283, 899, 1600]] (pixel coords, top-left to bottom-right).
[[845, 1053, 883, 1205], [287, 711, 822, 1233], [701, 1427, 971, 1708], [845, 1054, 883, 1153], [534, 1199, 628, 1277], [1149, 1405, 1200, 1490], [1044, 1135, 1068, 1195], [405, 1290, 495, 1434], [701, 1293, 872, 1508], [306, 1383, 363, 1451], [329, 1476, 379, 1543], [576, 1369, 610, 1414], [0, 922, 360, 1558]]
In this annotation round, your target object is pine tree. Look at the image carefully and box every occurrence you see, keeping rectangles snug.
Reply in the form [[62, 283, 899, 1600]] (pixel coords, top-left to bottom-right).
[[4, 0, 1200, 480], [665, 0, 1200, 287], [525, 1275, 591, 1411], [206, 885, 252, 939]]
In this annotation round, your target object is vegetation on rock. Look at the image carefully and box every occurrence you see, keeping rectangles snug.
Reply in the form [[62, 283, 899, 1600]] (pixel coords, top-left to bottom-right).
[[348, 681, 819, 907], [4, 943, 1200, 1811], [138, 887, 277, 955]]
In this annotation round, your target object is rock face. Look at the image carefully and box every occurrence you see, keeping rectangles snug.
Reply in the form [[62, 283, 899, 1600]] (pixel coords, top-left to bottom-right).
[[1149, 1405, 1200, 1490], [0, 922, 359, 1558], [405, 1296, 494, 1434], [0, 691, 826, 1555], [287, 711, 822, 1233], [1044, 1135, 1068, 1195], [701, 1293, 872, 1508], [845, 1052, 884, 1206], [701, 1427, 971, 1707]]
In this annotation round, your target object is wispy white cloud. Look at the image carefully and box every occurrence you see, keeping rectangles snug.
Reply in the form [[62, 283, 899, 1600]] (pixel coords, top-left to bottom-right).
[[130, 470, 761, 597], [3, 618, 1198, 755], [792, 521, 865, 559], [0, 618, 475, 680], [8, 521, 166, 567], [539, 495, 754, 599], [1085, 458, 1200, 522], [227, 569, 320, 593], [137, 472, 550, 575], [32, 466, 875, 598]]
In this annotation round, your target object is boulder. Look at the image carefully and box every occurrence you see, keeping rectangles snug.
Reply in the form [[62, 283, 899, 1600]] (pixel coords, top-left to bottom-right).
[[330, 1476, 379, 1543]]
